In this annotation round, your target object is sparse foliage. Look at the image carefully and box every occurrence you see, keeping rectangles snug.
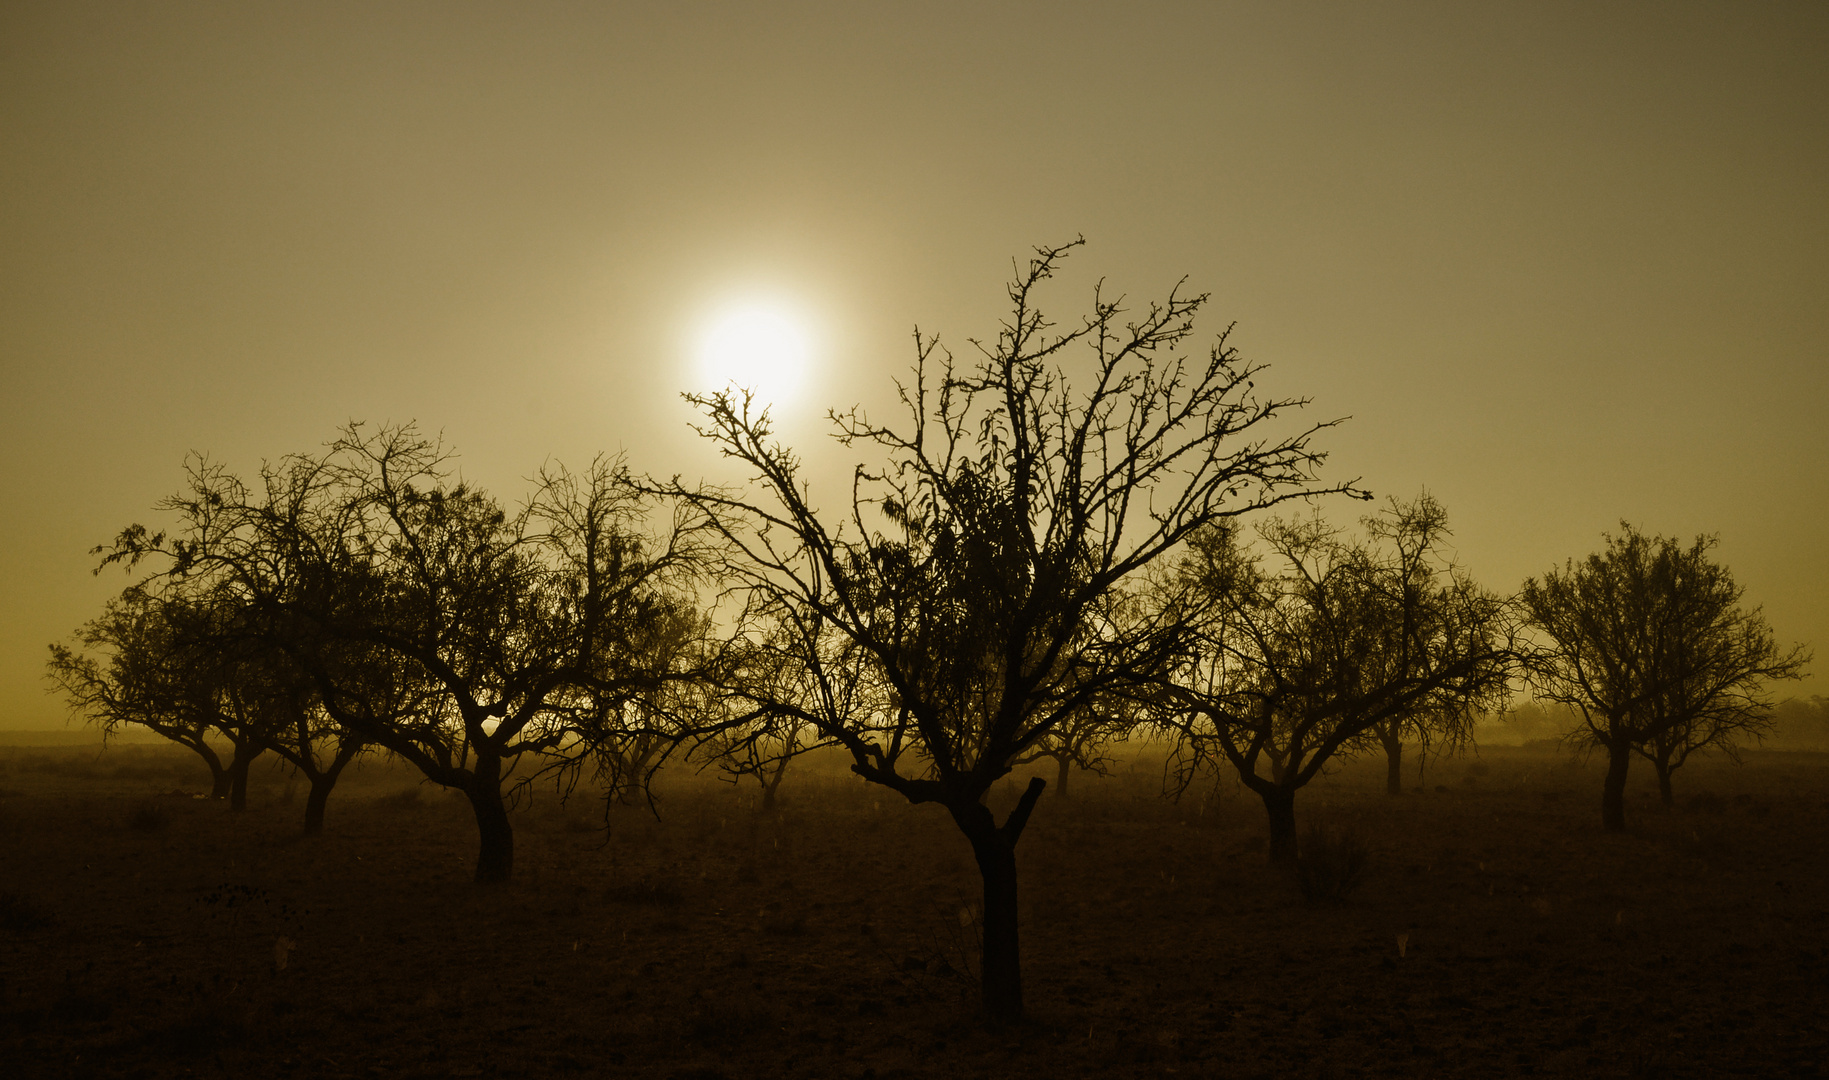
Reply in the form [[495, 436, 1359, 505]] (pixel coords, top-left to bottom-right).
[[47, 586, 269, 806], [92, 424, 718, 880], [1521, 524, 1809, 828], [1294, 822, 1368, 904], [1158, 495, 1512, 861], [661, 239, 1354, 1019]]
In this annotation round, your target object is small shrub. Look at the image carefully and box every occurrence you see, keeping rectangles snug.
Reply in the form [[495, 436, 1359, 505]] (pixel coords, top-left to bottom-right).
[[128, 803, 170, 832], [604, 878, 684, 907], [0, 891, 55, 934], [684, 991, 777, 1046], [50, 987, 115, 1024], [1684, 791, 1727, 815], [1296, 823, 1368, 905], [759, 905, 806, 936], [1732, 793, 1771, 818]]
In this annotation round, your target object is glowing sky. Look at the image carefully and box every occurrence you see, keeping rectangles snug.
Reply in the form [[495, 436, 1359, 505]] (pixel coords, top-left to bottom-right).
[[2, 1, 1824, 726]]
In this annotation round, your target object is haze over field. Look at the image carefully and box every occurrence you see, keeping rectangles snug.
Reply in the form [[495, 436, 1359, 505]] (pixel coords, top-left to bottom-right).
[[2, 0, 1825, 728]]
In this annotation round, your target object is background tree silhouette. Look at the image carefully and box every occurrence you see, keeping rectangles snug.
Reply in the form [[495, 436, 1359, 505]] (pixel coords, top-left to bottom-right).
[[1363, 696, 1482, 796], [97, 424, 718, 881], [1159, 495, 1512, 861], [1521, 524, 1809, 827], [661, 239, 1353, 1021], [47, 585, 246, 800], [1009, 699, 1133, 801]]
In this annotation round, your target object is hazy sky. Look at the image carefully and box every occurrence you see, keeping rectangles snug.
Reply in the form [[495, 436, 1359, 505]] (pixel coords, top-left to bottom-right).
[[2, 1, 1824, 727]]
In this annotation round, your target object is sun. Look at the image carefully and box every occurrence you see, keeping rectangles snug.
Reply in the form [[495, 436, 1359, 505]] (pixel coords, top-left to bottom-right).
[[694, 302, 813, 405]]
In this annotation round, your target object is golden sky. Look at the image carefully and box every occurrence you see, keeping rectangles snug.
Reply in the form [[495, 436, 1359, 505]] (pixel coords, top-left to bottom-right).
[[2, 1, 1824, 726]]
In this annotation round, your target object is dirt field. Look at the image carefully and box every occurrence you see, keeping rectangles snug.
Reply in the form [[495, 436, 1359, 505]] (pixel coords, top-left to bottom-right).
[[2, 739, 1825, 1079]]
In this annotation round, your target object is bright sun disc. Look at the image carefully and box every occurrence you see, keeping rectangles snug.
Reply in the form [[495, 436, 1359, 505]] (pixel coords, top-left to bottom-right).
[[696, 304, 811, 404]]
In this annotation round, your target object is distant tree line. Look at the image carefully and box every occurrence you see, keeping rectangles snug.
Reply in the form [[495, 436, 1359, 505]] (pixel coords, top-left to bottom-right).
[[47, 240, 1809, 1024]]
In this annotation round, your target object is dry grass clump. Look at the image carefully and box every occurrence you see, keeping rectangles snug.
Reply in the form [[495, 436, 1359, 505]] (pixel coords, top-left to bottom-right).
[[1683, 790, 1727, 815], [604, 877, 685, 907], [1296, 823, 1368, 905], [127, 801, 170, 832]]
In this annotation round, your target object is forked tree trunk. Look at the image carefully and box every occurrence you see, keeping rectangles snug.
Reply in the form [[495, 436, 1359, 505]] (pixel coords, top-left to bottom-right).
[[1054, 755, 1071, 800], [761, 755, 790, 811], [467, 754, 514, 883], [301, 743, 361, 836], [1382, 733, 1404, 796], [1260, 784, 1299, 863], [1601, 741, 1631, 832], [948, 777, 1046, 1024]]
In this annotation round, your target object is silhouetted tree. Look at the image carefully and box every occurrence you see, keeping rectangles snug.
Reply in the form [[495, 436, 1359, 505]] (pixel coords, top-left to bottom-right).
[[47, 586, 245, 798], [1364, 697, 1481, 796], [1522, 525, 1808, 825], [1010, 697, 1134, 800], [588, 602, 718, 808], [661, 239, 1352, 1021], [1159, 496, 1511, 861], [712, 710, 818, 812], [98, 424, 716, 881], [228, 635, 399, 835]]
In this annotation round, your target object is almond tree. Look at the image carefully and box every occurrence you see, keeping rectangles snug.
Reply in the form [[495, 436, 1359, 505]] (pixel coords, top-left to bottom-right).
[[1521, 524, 1808, 827], [98, 424, 716, 881], [1159, 496, 1512, 861], [662, 239, 1352, 1021], [47, 586, 249, 799], [1010, 698, 1135, 800]]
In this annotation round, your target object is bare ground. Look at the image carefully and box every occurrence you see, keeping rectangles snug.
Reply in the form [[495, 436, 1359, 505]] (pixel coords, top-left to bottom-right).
[[1, 742, 1825, 1079]]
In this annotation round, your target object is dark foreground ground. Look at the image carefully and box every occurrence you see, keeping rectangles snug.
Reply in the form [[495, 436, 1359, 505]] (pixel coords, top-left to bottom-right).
[[1, 741, 1826, 1080]]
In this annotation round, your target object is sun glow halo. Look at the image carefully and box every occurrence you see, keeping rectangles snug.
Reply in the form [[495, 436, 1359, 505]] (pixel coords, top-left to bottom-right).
[[695, 303, 813, 405]]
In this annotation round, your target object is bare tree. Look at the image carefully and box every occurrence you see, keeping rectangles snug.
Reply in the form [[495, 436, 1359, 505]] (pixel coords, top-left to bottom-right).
[[97, 424, 716, 881], [1363, 695, 1482, 796], [661, 239, 1352, 1021], [1522, 524, 1809, 826], [47, 586, 245, 799], [709, 709, 818, 812], [1010, 697, 1134, 800], [1159, 496, 1512, 861]]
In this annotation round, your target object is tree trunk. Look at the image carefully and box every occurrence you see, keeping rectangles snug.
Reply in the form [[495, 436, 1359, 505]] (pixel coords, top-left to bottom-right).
[[227, 742, 259, 812], [1382, 733, 1404, 796], [1055, 754, 1071, 800], [1261, 784, 1299, 863], [196, 742, 230, 799], [1655, 757, 1674, 808], [467, 755, 514, 883], [1601, 741, 1631, 832], [948, 777, 1046, 1024], [761, 754, 789, 811], [301, 742, 360, 836], [304, 775, 334, 835], [970, 824, 1022, 1023]]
